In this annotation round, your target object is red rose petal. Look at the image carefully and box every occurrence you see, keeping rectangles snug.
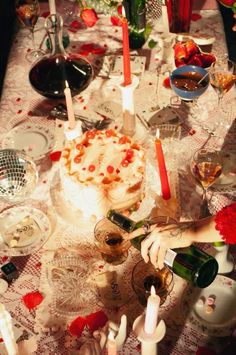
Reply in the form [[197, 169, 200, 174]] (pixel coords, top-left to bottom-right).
[[68, 316, 87, 336], [191, 13, 202, 21], [49, 151, 62, 162], [86, 310, 108, 332], [163, 77, 171, 88], [22, 291, 44, 310], [41, 11, 50, 18], [110, 16, 122, 26]]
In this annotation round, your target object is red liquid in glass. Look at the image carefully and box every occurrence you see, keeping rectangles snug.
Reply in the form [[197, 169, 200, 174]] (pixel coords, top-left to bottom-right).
[[166, 0, 193, 33], [29, 55, 93, 99]]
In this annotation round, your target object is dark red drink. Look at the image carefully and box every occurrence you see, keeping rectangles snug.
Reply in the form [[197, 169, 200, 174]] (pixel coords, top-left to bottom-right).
[[166, 0, 193, 33], [29, 54, 93, 99]]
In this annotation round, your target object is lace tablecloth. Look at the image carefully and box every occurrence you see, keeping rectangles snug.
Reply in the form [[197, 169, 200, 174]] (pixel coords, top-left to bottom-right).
[[0, 8, 236, 355]]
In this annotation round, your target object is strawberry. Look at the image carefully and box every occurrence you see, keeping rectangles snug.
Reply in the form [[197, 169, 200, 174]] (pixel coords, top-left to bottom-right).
[[199, 53, 216, 68], [187, 53, 203, 67], [173, 42, 187, 60], [175, 58, 186, 68], [185, 40, 200, 58]]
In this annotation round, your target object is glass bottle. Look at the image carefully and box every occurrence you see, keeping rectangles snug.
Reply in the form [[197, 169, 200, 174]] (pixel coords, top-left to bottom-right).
[[29, 14, 93, 99], [106, 209, 147, 233], [107, 210, 219, 288], [123, 0, 146, 49]]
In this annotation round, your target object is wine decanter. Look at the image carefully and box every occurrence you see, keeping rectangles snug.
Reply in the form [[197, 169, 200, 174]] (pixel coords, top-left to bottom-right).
[[29, 14, 93, 99]]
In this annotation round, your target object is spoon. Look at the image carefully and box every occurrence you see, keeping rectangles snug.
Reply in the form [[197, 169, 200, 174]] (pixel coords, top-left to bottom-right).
[[197, 72, 209, 85]]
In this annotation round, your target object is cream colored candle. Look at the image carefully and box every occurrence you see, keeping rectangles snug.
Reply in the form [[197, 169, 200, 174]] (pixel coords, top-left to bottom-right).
[[49, 0, 56, 15], [144, 286, 160, 335], [64, 81, 76, 130]]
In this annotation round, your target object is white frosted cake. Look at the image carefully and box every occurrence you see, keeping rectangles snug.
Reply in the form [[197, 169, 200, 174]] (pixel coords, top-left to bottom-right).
[[60, 129, 145, 220]]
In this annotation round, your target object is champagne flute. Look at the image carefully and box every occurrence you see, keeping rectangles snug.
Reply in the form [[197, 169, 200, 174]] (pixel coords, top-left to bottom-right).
[[16, 0, 44, 62], [190, 148, 223, 216]]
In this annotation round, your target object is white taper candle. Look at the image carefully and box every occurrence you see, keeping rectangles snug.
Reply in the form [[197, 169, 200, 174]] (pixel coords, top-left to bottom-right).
[[144, 286, 160, 335]]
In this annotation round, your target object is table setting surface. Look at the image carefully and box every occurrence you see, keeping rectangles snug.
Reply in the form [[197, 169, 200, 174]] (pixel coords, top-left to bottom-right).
[[0, 3, 236, 355]]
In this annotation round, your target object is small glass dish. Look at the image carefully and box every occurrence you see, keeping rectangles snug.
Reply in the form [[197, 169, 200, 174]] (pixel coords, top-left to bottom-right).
[[132, 259, 174, 306]]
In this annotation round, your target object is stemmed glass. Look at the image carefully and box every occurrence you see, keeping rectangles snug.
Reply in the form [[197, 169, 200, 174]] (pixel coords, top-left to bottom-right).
[[190, 148, 223, 216], [15, 0, 44, 62], [209, 57, 236, 126]]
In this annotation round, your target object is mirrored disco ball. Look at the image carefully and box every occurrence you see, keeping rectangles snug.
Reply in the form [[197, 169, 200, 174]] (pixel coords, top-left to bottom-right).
[[0, 149, 38, 203]]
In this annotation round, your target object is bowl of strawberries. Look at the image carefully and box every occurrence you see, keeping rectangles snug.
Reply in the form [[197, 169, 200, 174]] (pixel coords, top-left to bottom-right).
[[174, 39, 216, 69]]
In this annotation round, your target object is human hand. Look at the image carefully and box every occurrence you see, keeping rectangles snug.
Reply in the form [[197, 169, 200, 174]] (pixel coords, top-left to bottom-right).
[[139, 224, 192, 269]]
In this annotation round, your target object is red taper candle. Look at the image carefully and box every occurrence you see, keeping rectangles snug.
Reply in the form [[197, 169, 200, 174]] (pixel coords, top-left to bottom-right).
[[121, 17, 131, 86], [155, 136, 171, 200]]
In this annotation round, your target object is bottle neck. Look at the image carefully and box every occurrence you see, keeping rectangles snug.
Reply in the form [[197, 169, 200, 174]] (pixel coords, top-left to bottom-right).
[[45, 14, 67, 56]]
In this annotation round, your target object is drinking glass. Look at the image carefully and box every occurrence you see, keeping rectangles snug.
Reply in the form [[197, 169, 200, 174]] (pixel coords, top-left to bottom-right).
[[209, 58, 236, 106], [166, 0, 193, 33], [16, 0, 44, 62], [190, 148, 222, 214], [94, 218, 131, 265], [132, 259, 174, 306]]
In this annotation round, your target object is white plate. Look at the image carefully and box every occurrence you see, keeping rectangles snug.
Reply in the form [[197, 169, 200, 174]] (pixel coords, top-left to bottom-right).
[[0, 206, 52, 256], [2, 122, 55, 161], [180, 275, 236, 336]]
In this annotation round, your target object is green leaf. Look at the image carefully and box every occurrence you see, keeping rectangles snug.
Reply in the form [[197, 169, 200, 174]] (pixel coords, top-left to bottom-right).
[[148, 39, 158, 49]]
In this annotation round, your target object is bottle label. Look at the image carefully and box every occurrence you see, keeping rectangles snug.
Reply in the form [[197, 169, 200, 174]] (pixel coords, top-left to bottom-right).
[[164, 249, 177, 268]]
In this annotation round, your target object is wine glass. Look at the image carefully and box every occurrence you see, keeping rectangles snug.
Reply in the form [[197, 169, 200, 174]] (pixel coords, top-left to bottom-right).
[[209, 57, 236, 126], [131, 259, 174, 306], [190, 148, 223, 216], [16, 0, 44, 62]]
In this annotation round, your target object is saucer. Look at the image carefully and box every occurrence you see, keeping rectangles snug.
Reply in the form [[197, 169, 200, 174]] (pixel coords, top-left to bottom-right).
[[2, 122, 55, 161], [0, 206, 52, 256], [180, 275, 236, 336]]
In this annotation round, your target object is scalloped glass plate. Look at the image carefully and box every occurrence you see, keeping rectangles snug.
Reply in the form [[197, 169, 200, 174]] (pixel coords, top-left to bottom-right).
[[0, 206, 52, 256], [2, 122, 55, 161], [180, 275, 236, 337]]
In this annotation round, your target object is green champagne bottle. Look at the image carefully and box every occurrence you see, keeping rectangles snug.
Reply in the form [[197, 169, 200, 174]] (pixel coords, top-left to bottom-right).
[[106, 209, 147, 233], [123, 0, 146, 49], [107, 210, 219, 288]]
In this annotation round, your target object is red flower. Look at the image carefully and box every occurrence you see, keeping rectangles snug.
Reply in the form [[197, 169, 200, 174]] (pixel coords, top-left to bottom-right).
[[22, 291, 44, 310], [81, 8, 98, 27], [68, 316, 87, 336], [191, 13, 202, 21], [215, 202, 236, 244], [110, 5, 123, 27], [86, 310, 108, 332]]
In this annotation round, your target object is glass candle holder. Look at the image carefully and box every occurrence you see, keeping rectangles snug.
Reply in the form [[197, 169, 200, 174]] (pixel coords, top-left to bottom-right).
[[132, 259, 174, 306], [94, 218, 131, 265]]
